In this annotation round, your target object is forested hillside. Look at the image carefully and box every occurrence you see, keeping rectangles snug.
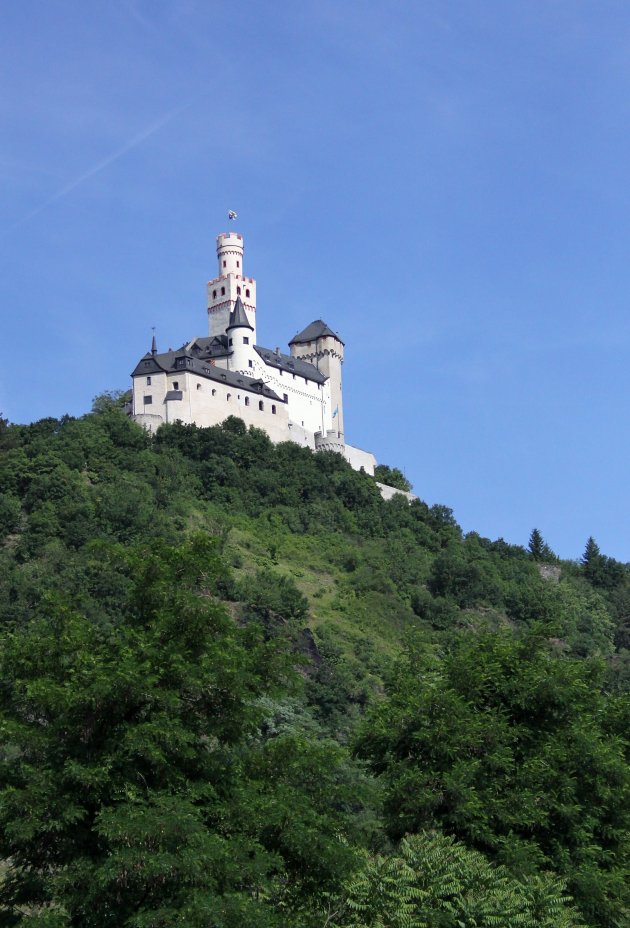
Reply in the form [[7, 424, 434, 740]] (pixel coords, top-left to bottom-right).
[[1, 397, 629, 927]]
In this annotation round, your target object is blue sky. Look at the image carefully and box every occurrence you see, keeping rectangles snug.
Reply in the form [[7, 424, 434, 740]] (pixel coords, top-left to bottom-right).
[[2, 1, 630, 561]]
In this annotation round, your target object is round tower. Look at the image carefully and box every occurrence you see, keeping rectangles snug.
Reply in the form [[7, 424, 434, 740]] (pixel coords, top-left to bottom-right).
[[207, 232, 257, 341], [216, 232, 244, 276], [226, 296, 254, 372]]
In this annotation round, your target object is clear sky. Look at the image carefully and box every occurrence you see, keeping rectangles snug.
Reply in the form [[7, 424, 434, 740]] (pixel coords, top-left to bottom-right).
[[2, 1, 630, 561]]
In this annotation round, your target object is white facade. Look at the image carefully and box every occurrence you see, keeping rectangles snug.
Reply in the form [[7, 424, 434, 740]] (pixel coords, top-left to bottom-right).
[[132, 231, 376, 475]]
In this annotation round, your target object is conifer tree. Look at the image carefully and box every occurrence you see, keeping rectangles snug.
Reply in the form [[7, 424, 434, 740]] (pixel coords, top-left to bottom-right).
[[528, 528, 546, 560], [528, 528, 554, 562]]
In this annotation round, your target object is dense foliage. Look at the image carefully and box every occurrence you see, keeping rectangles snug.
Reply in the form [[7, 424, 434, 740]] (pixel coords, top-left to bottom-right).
[[0, 403, 629, 925]]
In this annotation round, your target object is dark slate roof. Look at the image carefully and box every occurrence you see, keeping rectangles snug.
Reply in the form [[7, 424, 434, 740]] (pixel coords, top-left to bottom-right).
[[187, 335, 230, 358], [131, 349, 283, 401], [289, 319, 344, 346], [226, 296, 253, 330], [254, 345, 326, 385]]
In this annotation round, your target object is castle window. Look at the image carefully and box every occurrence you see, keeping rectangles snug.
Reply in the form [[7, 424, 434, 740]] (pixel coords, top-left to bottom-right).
[[197, 383, 201, 390], [143, 361, 151, 367], [143, 395, 152, 405], [237, 286, 241, 294], [272, 405, 276, 414], [229, 338, 233, 346], [213, 290, 217, 299], [236, 260, 240, 268], [223, 260, 226, 268], [146, 376, 151, 385], [173, 381, 179, 390], [212, 389, 216, 396], [226, 393, 231, 401], [245, 288, 250, 297], [243, 336, 249, 345], [258, 400, 264, 411], [245, 396, 249, 406], [221, 286, 225, 295]]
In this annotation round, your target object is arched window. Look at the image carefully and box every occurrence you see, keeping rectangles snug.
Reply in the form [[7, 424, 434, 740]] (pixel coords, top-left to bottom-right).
[[245, 288, 250, 297], [237, 286, 241, 294], [226, 393, 231, 401], [212, 290, 217, 299], [196, 383, 201, 390], [221, 286, 225, 296], [258, 400, 264, 411], [245, 396, 250, 406], [271, 405, 276, 415], [211, 389, 216, 396]]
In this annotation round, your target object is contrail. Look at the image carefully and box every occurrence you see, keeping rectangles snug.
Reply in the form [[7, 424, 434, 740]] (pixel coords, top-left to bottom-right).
[[12, 101, 192, 228]]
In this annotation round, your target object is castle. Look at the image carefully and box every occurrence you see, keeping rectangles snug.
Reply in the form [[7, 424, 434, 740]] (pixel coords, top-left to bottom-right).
[[131, 231, 377, 474]]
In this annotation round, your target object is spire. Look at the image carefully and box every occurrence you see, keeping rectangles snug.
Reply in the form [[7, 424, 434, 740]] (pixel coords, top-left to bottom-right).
[[151, 328, 157, 355], [226, 295, 253, 331]]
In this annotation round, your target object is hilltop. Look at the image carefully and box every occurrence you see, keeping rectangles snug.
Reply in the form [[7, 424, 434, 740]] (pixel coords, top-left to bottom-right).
[[0, 398, 629, 927]]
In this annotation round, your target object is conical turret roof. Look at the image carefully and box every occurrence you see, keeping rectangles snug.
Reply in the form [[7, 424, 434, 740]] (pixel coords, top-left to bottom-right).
[[226, 296, 253, 331]]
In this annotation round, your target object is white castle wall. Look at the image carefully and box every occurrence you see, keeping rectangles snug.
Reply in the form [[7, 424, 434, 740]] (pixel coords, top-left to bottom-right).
[[133, 370, 289, 442], [345, 443, 377, 476], [375, 481, 417, 502], [245, 352, 330, 436]]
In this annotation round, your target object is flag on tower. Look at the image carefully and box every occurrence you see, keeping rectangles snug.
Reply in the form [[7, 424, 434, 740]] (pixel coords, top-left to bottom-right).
[[332, 406, 339, 418], [228, 210, 238, 220]]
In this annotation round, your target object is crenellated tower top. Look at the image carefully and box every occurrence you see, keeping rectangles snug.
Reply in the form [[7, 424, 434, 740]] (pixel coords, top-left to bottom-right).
[[207, 231, 257, 341]]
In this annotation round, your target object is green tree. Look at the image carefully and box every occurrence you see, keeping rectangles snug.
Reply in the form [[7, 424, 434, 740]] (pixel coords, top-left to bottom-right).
[[355, 629, 630, 927], [0, 536, 357, 925], [528, 528, 555, 562], [332, 832, 583, 928], [374, 464, 412, 493]]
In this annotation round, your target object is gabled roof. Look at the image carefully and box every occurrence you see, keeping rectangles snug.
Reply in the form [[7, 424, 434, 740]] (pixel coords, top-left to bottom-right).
[[187, 335, 228, 353], [254, 345, 327, 384], [289, 319, 344, 346], [131, 349, 283, 401], [226, 296, 253, 331]]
